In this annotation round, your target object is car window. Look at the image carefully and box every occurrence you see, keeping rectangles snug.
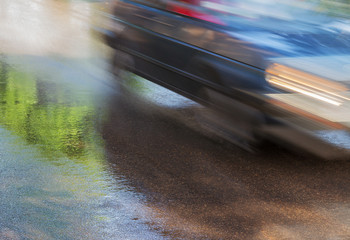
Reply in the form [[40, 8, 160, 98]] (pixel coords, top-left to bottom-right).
[[129, 0, 350, 34], [162, 0, 349, 33], [166, 1, 318, 21]]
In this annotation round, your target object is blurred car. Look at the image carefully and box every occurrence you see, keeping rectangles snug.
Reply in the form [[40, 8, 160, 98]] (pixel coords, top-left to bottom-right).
[[100, 0, 350, 159]]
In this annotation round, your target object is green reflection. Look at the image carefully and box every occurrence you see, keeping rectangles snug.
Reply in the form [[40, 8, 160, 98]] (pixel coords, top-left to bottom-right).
[[0, 57, 104, 161], [0, 55, 113, 238]]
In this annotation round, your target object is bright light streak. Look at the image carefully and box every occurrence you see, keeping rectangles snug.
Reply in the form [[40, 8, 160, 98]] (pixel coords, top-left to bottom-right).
[[268, 77, 342, 106], [266, 63, 350, 106]]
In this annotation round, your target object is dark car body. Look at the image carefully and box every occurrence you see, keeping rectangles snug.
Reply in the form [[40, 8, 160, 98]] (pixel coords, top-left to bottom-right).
[[100, 0, 350, 159]]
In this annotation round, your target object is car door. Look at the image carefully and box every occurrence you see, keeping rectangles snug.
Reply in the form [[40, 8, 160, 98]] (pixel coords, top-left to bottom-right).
[[113, 0, 220, 97]]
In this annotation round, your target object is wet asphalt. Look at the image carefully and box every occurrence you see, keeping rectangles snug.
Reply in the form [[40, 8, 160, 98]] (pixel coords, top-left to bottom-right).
[[0, 0, 349, 239]]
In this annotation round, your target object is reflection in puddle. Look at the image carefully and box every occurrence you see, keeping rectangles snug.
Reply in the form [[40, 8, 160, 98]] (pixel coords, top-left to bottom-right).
[[0, 58, 165, 239], [0, 0, 169, 238], [0, 58, 100, 159]]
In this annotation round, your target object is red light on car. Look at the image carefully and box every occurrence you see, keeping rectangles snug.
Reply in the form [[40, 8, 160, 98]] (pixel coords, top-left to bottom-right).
[[167, 0, 225, 25]]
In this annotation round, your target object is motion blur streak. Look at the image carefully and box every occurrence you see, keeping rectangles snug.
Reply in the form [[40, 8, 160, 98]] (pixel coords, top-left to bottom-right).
[[0, 0, 349, 240]]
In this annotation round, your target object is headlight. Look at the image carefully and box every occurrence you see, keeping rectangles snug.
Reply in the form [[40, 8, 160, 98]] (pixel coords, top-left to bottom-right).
[[265, 63, 350, 128], [266, 63, 349, 106], [264, 62, 350, 156]]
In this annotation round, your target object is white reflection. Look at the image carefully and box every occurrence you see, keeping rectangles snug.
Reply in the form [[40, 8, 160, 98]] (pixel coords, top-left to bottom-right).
[[0, 0, 96, 58]]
